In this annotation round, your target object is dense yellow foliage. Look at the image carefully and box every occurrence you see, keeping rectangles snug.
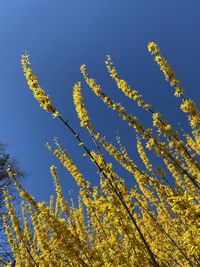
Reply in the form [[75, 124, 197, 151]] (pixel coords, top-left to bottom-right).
[[2, 42, 200, 266]]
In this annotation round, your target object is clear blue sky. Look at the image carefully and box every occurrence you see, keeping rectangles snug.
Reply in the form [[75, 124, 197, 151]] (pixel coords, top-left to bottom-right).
[[0, 0, 200, 203]]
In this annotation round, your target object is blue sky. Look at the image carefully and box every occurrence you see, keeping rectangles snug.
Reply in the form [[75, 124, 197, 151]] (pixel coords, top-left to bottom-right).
[[0, 0, 200, 203]]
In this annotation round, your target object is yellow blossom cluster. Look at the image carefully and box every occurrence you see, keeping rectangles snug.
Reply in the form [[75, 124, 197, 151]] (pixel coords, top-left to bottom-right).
[[21, 53, 60, 118], [73, 82, 93, 130], [148, 42, 184, 98], [136, 138, 153, 173]]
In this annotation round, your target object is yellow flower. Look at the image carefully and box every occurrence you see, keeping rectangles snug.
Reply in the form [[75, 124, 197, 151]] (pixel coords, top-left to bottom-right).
[[180, 99, 196, 113], [147, 42, 160, 55], [52, 111, 60, 118], [174, 86, 184, 97], [154, 55, 162, 63]]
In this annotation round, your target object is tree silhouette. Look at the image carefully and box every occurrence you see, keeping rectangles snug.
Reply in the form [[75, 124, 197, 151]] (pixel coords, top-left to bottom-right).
[[0, 144, 23, 266]]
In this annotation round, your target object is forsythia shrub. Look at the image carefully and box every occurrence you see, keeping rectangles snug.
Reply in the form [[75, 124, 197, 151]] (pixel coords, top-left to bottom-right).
[[3, 42, 200, 267]]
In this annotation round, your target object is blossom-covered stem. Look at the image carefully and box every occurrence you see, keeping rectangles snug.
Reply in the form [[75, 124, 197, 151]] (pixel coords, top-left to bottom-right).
[[21, 53, 60, 119]]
